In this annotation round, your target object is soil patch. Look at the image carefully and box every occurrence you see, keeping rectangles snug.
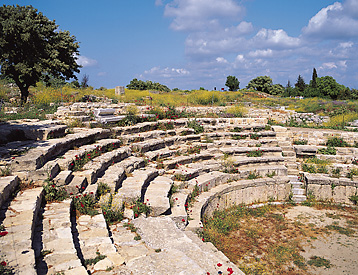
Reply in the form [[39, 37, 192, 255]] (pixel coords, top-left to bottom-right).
[[202, 203, 358, 274]]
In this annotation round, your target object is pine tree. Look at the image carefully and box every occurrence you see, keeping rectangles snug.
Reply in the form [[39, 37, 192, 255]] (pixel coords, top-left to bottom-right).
[[312, 68, 318, 88]]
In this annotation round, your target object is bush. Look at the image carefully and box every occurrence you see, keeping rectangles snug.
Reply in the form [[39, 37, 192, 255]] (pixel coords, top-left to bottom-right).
[[225, 106, 246, 117], [187, 119, 204, 134], [43, 180, 69, 202], [317, 146, 336, 155], [246, 150, 263, 157], [132, 199, 150, 218], [293, 139, 308, 145], [326, 137, 350, 147], [302, 164, 316, 173], [72, 194, 98, 216]]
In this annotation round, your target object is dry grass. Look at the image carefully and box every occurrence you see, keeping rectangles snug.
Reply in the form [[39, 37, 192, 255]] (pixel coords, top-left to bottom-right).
[[202, 204, 358, 275]]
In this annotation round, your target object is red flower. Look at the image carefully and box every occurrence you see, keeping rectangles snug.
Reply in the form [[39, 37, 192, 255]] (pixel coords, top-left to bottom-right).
[[182, 219, 185, 222], [80, 203, 84, 208], [51, 185, 55, 188], [135, 213, 138, 217], [217, 263, 222, 267], [0, 231, 8, 237], [0, 261, 6, 266], [103, 211, 106, 215]]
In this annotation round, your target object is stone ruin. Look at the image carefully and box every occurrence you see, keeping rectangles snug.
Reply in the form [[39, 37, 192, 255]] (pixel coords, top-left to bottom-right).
[[0, 103, 357, 274]]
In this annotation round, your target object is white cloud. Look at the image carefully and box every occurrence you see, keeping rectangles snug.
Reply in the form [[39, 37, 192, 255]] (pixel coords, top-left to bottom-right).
[[248, 49, 274, 58], [302, 1, 358, 39], [97, 72, 107, 77], [76, 55, 98, 67], [155, 0, 164, 6], [216, 57, 228, 64], [164, 0, 243, 31], [143, 66, 190, 78], [253, 29, 301, 48]]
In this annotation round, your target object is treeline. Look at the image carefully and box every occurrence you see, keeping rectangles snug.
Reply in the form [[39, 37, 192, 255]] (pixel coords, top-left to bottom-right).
[[127, 78, 170, 93], [244, 68, 358, 100]]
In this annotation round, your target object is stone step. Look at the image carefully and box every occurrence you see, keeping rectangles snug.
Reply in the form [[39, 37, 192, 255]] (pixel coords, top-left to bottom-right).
[[11, 128, 110, 171], [292, 188, 305, 195], [96, 162, 126, 193], [131, 216, 244, 275], [56, 138, 123, 170], [144, 176, 173, 217], [220, 146, 283, 157], [232, 155, 285, 168], [0, 187, 43, 275], [114, 168, 159, 204], [238, 165, 288, 178], [288, 169, 300, 175], [169, 189, 190, 230], [282, 151, 296, 157], [53, 170, 73, 187], [0, 175, 19, 208], [163, 151, 214, 170], [76, 214, 124, 273], [39, 200, 86, 274], [74, 146, 131, 184], [293, 194, 307, 203], [187, 171, 233, 192]]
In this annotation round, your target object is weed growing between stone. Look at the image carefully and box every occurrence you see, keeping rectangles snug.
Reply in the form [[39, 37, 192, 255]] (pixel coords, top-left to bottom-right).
[[72, 194, 98, 216], [0, 258, 13, 275], [246, 149, 263, 157], [187, 119, 204, 134], [83, 252, 106, 268], [43, 179, 69, 203], [131, 199, 150, 218]]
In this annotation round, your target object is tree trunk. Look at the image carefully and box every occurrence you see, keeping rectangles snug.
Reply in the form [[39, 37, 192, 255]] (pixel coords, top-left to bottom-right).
[[19, 86, 29, 105]]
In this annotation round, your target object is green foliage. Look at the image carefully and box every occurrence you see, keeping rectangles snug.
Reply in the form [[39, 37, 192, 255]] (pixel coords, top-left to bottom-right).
[[126, 78, 170, 93], [249, 133, 260, 140], [187, 145, 201, 155], [317, 146, 336, 155], [246, 76, 273, 94], [232, 134, 247, 140], [331, 167, 341, 178], [132, 199, 150, 218], [225, 75, 240, 91], [187, 119, 204, 134], [302, 163, 317, 173], [248, 171, 261, 179], [43, 180, 69, 203], [0, 258, 14, 275], [0, 5, 80, 103], [102, 207, 123, 225], [347, 168, 358, 180], [326, 137, 349, 147], [84, 252, 106, 268], [0, 166, 11, 177], [72, 194, 98, 216], [293, 139, 308, 145], [246, 149, 263, 157], [295, 75, 306, 93], [349, 194, 358, 205], [307, 256, 331, 268], [96, 182, 111, 199], [305, 156, 330, 165]]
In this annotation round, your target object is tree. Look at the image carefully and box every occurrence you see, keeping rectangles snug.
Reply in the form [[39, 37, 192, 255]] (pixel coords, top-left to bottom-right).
[[81, 74, 89, 88], [225, 75, 240, 91], [126, 78, 170, 93], [295, 75, 306, 93], [0, 5, 81, 103], [246, 76, 273, 94], [311, 68, 318, 88], [316, 76, 345, 100]]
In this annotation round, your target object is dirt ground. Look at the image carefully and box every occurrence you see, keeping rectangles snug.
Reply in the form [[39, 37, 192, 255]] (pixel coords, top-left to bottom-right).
[[285, 205, 358, 275]]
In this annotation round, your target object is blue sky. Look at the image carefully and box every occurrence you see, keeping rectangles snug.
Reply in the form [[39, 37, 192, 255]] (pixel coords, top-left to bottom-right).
[[3, 0, 358, 90]]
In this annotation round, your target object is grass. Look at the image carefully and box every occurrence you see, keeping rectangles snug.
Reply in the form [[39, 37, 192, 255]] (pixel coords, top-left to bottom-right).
[[202, 203, 358, 275]]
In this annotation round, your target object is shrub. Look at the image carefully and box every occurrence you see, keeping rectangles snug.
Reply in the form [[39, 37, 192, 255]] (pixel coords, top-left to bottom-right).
[[317, 146, 336, 155], [72, 194, 98, 216], [187, 119, 204, 134], [232, 134, 247, 140], [250, 133, 260, 140], [132, 199, 150, 218], [96, 182, 111, 199], [247, 150, 263, 157], [326, 137, 349, 147], [43, 180, 69, 202], [225, 106, 246, 117], [248, 171, 261, 179], [347, 168, 358, 180], [349, 194, 358, 205], [187, 145, 201, 154], [293, 139, 308, 145], [331, 167, 341, 178], [302, 164, 316, 173], [102, 207, 123, 225]]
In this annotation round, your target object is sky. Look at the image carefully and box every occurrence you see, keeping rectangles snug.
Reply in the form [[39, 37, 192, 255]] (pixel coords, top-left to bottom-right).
[[3, 0, 358, 90]]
